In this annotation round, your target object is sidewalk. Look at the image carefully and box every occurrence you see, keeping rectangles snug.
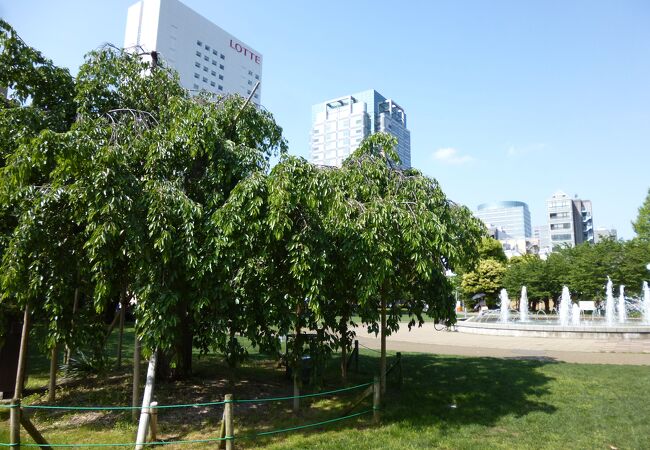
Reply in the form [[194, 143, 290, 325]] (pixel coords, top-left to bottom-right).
[[355, 322, 650, 365]]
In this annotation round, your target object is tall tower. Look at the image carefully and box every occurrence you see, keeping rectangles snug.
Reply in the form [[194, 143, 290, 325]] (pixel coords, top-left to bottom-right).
[[309, 89, 411, 168], [546, 191, 594, 248], [124, 0, 262, 105]]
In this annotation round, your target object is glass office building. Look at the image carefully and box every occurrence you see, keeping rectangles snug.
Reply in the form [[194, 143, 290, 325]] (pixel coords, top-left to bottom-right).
[[309, 89, 411, 168], [475, 201, 532, 240]]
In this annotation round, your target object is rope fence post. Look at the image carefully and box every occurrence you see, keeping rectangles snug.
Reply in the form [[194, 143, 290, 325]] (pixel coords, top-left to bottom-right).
[[396, 352, 403, 389], [218, 408, 226, 450], [224, 394, 234, 450], [135, 349, 157, 450], [10, 398, 20, 449], [19, 407, 52, 450], [373, 376, 380, 424], [149, 401, 158, 442]]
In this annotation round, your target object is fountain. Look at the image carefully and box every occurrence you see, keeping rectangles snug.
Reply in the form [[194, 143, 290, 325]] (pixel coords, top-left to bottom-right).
[[519, 286, 529, 322], [571, 303, 581, 326], [643, 281, 650, 325], [605, 277, 615, 327], [456, 279, 650, 339], [499, 289, 510, 323], [558, 286, 571, 326], [618, 285, 627, 323]]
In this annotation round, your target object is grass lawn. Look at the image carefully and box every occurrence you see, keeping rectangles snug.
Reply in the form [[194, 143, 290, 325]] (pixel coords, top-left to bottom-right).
[[1, 324, 649, 449]]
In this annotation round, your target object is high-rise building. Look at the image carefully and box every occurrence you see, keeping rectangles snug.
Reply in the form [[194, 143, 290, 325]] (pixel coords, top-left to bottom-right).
[[124, 0, 262, 105], [546, 191, 594, 248], [594, 227, 617, 243], [309, 90, 411, 168], [533, 225, 551, 250], [475, 201, 532, 240]]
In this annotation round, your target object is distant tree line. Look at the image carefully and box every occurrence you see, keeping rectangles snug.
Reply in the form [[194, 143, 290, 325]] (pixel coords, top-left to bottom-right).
[[461, 193, 650, 311]]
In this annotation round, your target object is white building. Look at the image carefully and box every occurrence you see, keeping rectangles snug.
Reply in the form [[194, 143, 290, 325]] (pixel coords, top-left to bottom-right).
[[124, 0, 262, 105], [546, 191, 594, 248], [310, 90, 411, 168]]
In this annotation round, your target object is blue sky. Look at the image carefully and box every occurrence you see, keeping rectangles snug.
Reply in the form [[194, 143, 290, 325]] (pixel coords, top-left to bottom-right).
[[2, 0, 649, 238]]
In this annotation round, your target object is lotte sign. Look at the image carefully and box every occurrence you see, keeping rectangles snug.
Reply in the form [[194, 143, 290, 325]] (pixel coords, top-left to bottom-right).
[[229, 39, 261, 64]]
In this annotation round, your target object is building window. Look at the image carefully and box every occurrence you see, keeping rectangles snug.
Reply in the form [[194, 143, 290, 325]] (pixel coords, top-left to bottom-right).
[[194, 62, 200, 68], [196, 40, 202, 46], [212, 60, 217, 66], [196, 51, 201, 57], [248, 80, 253, 85], [194, 73, 199, 78], [203, 77, 208, 82], [247, 90, 251, 94], [255, 74, 259, 80], [204, 55, 209, 61], [218, 74, 223, 80], [248, 70, 253, 76], [205, 44, 210, 50], [218, 85, 223, 91], [210, 81, 216, 87], [219, 64, 224, 70], [193, 83, 199, 89], [220, 54, 225, 60], [211, 70, 216, 76], [254, 94, 259, 99], [212, 49, 218, 56], [203, 66, 208, 72]]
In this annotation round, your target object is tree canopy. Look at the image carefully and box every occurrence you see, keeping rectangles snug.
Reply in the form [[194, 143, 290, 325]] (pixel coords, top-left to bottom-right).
[[632, 188, 650, 242], [1, 20, 485, 397]]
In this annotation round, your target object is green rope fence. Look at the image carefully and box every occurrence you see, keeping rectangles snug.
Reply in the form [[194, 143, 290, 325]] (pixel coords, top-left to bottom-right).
[[244, 409, 373, 438], [1, 381, 376, 447], [0, 381, 371, 411]]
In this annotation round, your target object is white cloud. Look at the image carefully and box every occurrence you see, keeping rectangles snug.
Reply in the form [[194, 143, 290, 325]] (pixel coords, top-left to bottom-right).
[[432, 147, 475, 164]]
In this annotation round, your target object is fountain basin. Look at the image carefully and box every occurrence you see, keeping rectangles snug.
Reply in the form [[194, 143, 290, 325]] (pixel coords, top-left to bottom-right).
[[456, 319, 650, 339]]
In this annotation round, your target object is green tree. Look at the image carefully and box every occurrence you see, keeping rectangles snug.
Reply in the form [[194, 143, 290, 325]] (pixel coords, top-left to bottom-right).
[[632, 188, 650, 241], [0, 20, 96, 398], [478, 237, 507, 263], [1, 36, 287, 380], [461, 259, 507, 305], [338, 133, 483, 395]]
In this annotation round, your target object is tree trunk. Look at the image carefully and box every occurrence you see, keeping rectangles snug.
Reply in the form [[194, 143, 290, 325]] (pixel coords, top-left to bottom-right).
[[48, 344, 59, 402], [339, 316, 348, 381], [292, 301, 302, 413], [65, 287, 80, 365], [116, 291, 126, 369], [14, 305, 31, 399], [174, 311, 193, 378], [380, 294, 387, 398]]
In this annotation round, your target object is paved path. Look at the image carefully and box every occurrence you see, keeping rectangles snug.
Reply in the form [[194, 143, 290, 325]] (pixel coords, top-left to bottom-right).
[[355, 322, 650, 365]]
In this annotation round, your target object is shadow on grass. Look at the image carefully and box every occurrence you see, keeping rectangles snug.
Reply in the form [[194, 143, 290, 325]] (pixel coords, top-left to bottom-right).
[[379, 353, 557, 431], [15, 334, 558, 444]]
